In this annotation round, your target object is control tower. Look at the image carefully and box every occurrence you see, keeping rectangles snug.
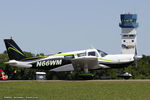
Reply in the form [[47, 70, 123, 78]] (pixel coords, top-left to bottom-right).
[[119, 13, 138, 54]]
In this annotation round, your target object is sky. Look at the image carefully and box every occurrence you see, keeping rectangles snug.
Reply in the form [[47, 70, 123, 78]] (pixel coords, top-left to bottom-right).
[[0, 0, 150, 56]]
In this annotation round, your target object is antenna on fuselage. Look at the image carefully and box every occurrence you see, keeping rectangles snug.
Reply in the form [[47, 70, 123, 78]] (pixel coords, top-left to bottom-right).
[[90, 44, 95, 49]]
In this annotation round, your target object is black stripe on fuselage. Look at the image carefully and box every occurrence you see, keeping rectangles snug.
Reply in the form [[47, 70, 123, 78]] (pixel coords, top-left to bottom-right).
[[31, 58, 72, 70]]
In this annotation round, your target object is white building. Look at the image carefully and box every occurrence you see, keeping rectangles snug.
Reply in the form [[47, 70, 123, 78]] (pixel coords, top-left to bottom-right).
[[119, 14, 138, 54]]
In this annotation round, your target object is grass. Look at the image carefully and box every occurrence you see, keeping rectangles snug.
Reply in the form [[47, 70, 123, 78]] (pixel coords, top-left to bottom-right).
[[0, 80, 150, 100]]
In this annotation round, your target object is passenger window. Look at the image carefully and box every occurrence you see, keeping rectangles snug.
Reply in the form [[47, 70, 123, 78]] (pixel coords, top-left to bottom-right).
[[77, 53, 86, 57], [64, 55, 74, 60], [88, 52, 96, 56]]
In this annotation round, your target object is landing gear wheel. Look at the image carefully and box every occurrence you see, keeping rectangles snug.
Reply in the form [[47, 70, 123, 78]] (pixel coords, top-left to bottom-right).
[[78, 73, 94, 80]]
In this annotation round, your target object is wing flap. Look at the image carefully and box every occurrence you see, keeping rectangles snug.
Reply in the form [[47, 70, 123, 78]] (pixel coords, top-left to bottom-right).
[[50, 64, 74, 72]]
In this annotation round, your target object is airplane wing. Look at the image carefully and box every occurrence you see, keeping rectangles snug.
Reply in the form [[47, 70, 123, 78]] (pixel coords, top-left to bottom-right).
[[50, 56, 108, 72], [72, 56, 100, 71]]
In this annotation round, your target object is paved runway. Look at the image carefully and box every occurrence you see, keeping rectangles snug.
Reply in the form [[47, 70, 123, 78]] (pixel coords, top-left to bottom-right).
[[1, 79, 150, 82]]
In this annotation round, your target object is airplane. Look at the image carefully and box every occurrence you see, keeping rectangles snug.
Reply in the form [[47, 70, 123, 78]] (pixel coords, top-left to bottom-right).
[[4, 38, 142, 78]]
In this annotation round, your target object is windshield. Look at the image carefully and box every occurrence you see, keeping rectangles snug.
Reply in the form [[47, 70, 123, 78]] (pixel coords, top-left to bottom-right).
[[97, 49, 108, 57]]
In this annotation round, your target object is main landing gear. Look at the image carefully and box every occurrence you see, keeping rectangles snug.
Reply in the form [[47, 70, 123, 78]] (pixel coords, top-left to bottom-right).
[[78, 73, 94, 80], [117, 72, 132, 79]]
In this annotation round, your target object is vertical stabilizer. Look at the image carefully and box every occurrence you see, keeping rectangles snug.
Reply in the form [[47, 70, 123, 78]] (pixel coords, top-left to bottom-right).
[[4, 39, 27, 60]]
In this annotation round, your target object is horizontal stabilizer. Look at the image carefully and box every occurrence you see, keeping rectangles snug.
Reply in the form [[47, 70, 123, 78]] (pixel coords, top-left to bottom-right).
[[4, 60, 17, 65]]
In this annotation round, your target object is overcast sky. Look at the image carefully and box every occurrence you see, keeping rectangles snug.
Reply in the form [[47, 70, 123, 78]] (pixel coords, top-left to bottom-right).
[[0, 0, 149, 56]]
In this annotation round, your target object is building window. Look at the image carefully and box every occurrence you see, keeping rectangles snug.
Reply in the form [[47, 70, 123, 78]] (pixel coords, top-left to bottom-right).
[[123, 35, 128, 38], [129, 35, 135, 38], [132, 40, 134, 42]]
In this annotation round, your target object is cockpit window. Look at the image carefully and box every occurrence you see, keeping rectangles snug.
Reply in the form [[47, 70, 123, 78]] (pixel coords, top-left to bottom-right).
[[88, 52, 96, 56], [97, 49, 108, 57]]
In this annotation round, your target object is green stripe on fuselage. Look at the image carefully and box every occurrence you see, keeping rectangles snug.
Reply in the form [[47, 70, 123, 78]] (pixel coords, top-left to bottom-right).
[[22, 56, 48, 60], [22, 54, 72, 61], [98, 58, 120, 62], [50, 54, 73, 56]]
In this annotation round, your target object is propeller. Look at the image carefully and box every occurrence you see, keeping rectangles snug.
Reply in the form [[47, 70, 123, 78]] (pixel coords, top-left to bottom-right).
[[134, 47, 142, 68], [135, 47, 138, 68]]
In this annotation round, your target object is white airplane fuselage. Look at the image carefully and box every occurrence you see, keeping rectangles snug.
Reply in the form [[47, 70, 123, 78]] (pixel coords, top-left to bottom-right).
[[4, 39, 140, 73]]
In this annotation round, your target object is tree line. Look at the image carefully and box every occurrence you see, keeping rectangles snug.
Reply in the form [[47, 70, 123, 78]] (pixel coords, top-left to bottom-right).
[[0, 51, 150, 80]]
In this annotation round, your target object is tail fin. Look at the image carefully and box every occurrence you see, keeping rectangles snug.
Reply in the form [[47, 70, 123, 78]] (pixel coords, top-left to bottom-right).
[[4, 39, 27, 60]]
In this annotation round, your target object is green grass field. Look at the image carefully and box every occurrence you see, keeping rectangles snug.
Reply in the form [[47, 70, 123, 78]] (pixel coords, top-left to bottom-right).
[[0, 80, 150, 100]]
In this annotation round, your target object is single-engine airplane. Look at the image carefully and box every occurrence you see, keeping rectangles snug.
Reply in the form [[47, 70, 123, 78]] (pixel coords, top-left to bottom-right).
[[4, 39, 141, 78]]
